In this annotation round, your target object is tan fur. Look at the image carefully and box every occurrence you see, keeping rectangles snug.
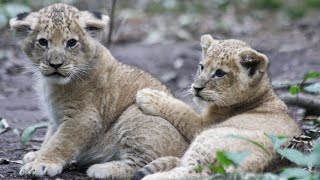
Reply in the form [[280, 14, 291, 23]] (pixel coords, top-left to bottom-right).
[[10, 4, 188, 179], [136, 35, 301, 179]]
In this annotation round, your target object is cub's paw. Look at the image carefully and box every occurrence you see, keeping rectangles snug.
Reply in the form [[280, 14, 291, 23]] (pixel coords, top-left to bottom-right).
[[23, 151, 39, 164], [87, 164, 112, 179], [19, 160, 63, 177], [136, 88, 168, 116]]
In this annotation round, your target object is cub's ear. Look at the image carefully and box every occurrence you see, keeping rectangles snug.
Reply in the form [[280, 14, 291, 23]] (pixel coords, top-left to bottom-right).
[[200, 34, 216, 59], [79, 11, 109, 41], [239, 49, 269, 77], [9, 12, 38, 40]]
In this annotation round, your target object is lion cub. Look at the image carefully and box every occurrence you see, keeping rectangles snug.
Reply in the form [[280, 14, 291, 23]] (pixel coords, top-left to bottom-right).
[[10, 3, 188, 179], [135, 35, 301, 179]]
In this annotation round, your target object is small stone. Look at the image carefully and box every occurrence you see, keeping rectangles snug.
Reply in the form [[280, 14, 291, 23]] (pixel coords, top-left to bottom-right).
[[173, 58, 184, 69], [0, 158, 10, 165], [160, 71, 177, 82]]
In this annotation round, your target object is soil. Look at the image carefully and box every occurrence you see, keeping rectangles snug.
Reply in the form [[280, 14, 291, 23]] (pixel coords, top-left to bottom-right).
[[0, 14, 320, 179]]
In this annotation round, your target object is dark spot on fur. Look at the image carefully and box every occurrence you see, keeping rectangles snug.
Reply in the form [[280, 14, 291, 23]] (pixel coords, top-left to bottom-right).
[[241, 58, 260, 77], [144, 167, 153, 173], [17, 12, 29, 20], [131, 171, 146, 180], [15, 25, 31, 34], [90, 11, 102, 19]]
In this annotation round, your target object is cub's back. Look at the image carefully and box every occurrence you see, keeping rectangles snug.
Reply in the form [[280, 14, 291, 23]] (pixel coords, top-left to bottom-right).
[[91, 61, 170, 123]]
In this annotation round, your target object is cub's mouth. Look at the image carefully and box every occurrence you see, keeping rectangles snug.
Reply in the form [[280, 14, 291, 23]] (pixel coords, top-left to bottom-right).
[[194, 95, 206, 101], [43, 71, 72, 84], [44, 72, 66, 77], [192, 90, 205, 101], [193, 93, 214, 103]]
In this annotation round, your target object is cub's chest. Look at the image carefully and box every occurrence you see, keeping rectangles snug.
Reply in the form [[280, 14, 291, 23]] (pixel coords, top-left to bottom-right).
[[36, 81, 70, 124], [37, 88, 62, 124]]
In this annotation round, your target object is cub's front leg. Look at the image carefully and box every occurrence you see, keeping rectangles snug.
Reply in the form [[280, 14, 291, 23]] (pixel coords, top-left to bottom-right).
[[23, 123, 55, 164], [20, 109, 100, 177], [136, 88, 203, 141]]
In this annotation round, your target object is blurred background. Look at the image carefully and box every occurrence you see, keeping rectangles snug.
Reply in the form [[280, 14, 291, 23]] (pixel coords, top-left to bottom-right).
[[0, 0, 319, 179], [1, 0, 319, 42]]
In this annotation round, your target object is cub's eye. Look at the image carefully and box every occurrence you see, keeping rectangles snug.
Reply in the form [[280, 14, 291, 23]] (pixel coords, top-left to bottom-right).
[[215, 69, 226, 77], [66, 39, 78, 48], [38, 38, 48, 47], [198, 64, 204, 71]]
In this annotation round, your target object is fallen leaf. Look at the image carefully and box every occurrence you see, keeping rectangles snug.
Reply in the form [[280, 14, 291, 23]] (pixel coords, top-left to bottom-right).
[[0, 118, 10, 134], [21, 123, 48, 144]]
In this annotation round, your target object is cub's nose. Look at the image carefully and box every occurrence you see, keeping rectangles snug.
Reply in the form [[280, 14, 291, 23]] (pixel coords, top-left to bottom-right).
[[49, 62, 63, 69], [193, 86, 204, 93]]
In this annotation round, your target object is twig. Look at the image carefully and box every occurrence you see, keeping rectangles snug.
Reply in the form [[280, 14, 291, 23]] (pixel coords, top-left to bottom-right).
[[107, 0, 117, 46], [279, 93, 320, 115]]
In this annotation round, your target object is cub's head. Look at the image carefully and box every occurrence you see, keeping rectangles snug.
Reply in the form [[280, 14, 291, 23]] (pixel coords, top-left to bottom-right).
[[192, 34, 269, 107], [9, 3, 109, 84]]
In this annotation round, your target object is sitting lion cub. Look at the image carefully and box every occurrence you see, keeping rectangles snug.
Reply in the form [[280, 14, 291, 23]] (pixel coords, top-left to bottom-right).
[[10, 3, 188, 179], [135, 35, 301, 179]]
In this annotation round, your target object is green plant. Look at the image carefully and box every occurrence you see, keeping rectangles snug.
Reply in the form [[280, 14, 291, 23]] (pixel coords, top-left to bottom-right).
[[21, 123, 48, 144], [193, 150, 249, 175], [250, 0, 283, 10], [267, 134, 320, 179], [267, 134, 320, 166], [289, 72, 320, 95], [306, 0, 320, 8], [227, 134, 272, 157], [192, 133, 319, 178], [145, 0, 208, 15]]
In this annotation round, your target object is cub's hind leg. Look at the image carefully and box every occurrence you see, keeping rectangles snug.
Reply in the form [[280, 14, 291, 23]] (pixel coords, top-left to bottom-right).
[[179, 127, 275, 173], [87, 105, 188, 179], [144, 127, 275, 179]]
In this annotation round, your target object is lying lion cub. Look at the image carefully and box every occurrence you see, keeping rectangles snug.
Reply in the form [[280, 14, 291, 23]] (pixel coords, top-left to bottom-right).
[[10, 3, 188, 179], [135, 35, 301, 179]]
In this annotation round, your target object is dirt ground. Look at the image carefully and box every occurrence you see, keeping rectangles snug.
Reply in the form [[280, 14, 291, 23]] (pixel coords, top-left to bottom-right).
[[0, 12, 320, 179]]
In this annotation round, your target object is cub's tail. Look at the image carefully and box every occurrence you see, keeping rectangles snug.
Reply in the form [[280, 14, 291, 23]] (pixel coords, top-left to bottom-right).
[[131, 156, 179, 180]]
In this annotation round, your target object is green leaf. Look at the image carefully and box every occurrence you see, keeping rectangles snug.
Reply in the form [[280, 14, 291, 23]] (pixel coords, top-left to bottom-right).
[[193, 165, 204, 173], [225, 151, 250, 166], [265, 133, 288, 149], [289, 85, 300, 95], [279, 168, 311, 179], [304, 83, 320, 93], [303, 72, 320, 82], [275, 140, 320, 166], [21, 123, 48, 144], [216, 151, 233, 167], [311, 142, 320, 165], [208, 164, 226, 174], [226, 135, 271, 157], [0, 118, 10, 134], [277, 148, 320, 166]]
